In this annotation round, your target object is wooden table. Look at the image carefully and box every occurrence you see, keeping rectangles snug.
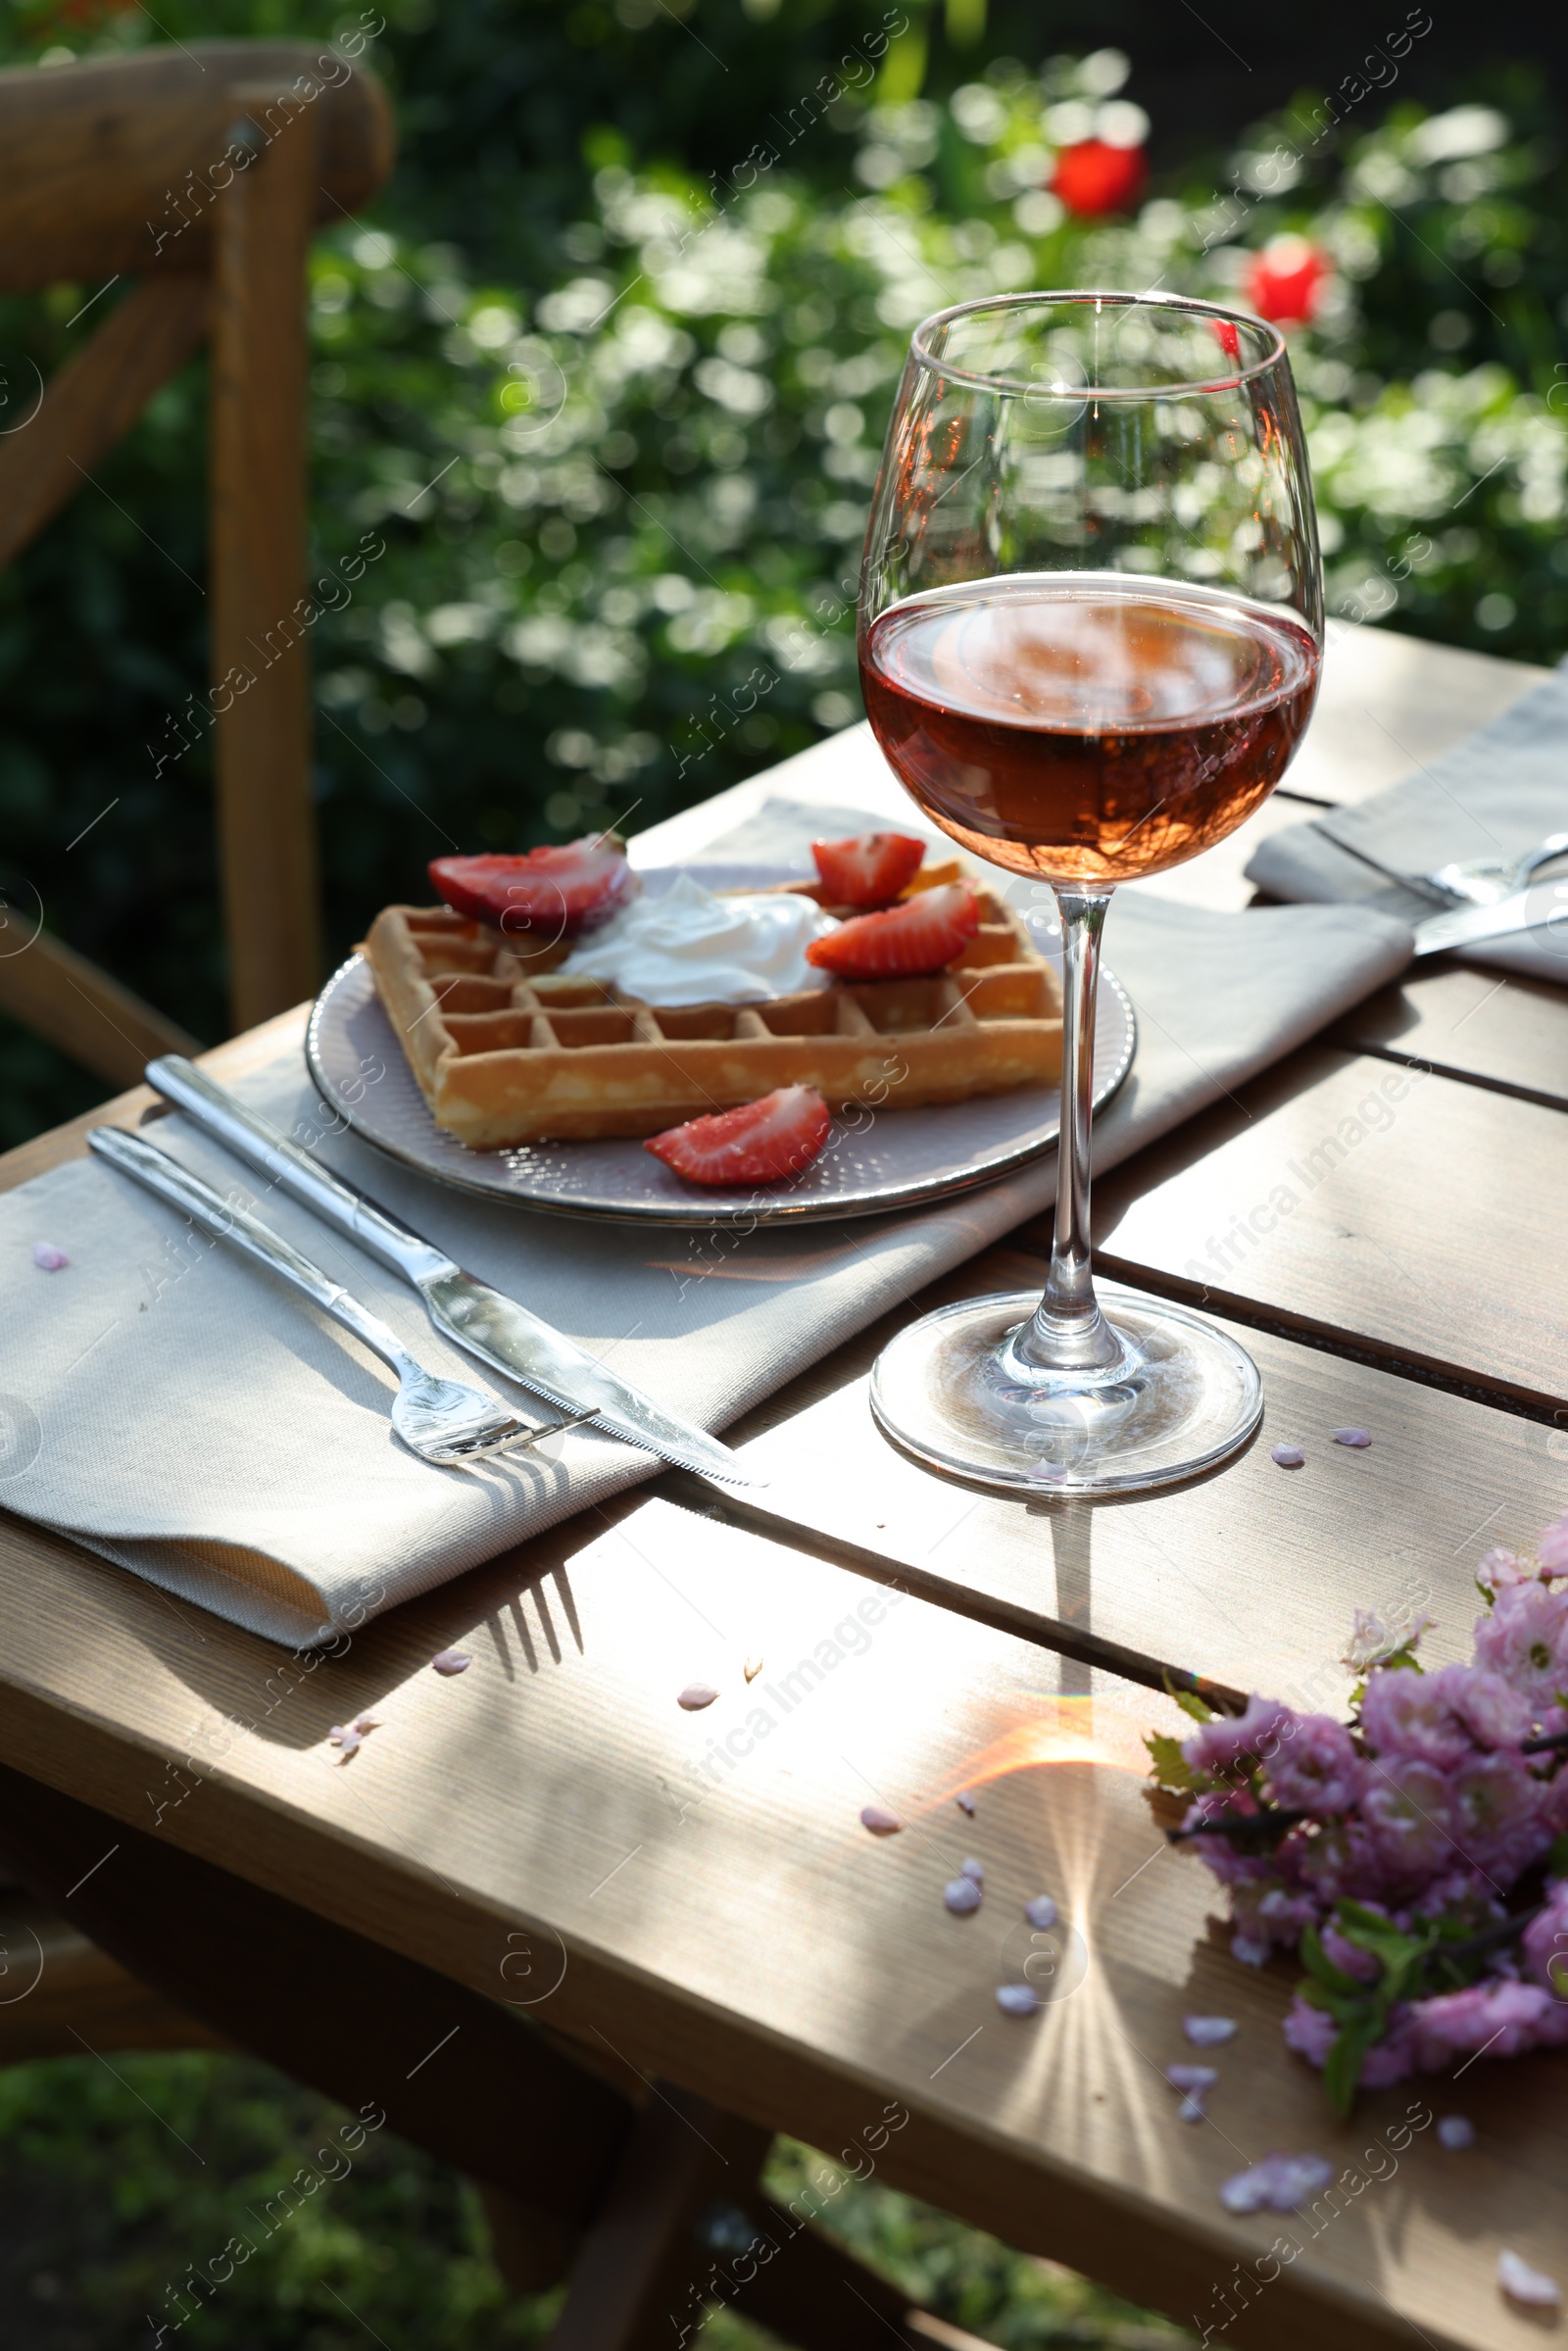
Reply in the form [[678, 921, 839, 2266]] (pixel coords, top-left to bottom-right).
[[4, 622, 1567, 2351]]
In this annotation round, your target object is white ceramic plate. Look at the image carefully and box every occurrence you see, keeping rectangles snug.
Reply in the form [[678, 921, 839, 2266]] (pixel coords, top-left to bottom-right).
[[305, 865, 1137, 1227]]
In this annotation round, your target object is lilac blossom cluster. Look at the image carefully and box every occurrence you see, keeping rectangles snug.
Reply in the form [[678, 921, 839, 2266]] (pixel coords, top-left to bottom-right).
[[1151, 1516, 1568, 2109]]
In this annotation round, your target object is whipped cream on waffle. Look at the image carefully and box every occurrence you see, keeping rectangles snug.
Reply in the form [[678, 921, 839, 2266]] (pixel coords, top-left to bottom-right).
[[559, 870, 837, 1005]]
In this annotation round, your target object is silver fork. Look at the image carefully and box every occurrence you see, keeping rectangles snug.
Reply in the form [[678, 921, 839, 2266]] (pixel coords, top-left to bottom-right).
[[1314, 823, 1568, 907], [89, 1126, 589, 1468], [1425, 830, 1568, 906]]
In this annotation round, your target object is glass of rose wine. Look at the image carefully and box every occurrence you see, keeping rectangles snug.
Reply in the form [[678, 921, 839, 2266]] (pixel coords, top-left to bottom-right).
[[859, 291, 1323, 1494]]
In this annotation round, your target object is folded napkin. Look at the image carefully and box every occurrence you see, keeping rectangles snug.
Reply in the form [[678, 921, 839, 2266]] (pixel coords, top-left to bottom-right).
[[1246, 659, 1568, 982], [0, 801, 1411, 1648]]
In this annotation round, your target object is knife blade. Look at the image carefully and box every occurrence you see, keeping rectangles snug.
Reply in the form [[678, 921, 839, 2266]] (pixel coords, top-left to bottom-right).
[[144, 1055, 762, 1489], [1412, 884, 1568, 959]]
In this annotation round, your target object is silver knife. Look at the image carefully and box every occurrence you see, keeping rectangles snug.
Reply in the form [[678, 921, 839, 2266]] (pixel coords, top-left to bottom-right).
[[144, 1055, 761, 1489], [1412, 885, 1568, 959]]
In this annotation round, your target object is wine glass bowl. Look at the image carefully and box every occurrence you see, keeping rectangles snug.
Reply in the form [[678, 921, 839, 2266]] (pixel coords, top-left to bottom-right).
[[859, 291, 1323, 1494]]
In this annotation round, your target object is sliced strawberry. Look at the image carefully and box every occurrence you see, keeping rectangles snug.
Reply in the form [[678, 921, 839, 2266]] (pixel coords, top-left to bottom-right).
[[806, 881, 980, 980], [645, 1086, 832, 1187], [811, 831, 926, 908], [428, 837, 632, 936]]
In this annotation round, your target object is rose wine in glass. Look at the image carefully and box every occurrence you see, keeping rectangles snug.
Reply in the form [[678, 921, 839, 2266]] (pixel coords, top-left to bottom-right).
[[859, 294, 1323, 1493]]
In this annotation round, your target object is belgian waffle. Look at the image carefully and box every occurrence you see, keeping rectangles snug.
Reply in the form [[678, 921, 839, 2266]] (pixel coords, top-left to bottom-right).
[[362, 879, 1062, 1149]]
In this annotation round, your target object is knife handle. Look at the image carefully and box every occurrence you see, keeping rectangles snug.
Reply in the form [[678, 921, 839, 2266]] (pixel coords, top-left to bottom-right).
[[146, 1054, 452, 1288], [87, 1125, 415, 1375]]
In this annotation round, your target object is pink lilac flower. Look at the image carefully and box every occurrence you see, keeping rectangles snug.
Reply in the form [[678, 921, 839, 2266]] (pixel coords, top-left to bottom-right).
[[1359, 1756, 1457, 1886], [1361, 1661, 1531, 1770], [1408, 1869, 1503, 1926], [1283, 1996, 1337, 2065], [1412, 1979, 1568, 2067], [1538, 1515, 1568, 1574], [1296, 1816, 1387, 1905], [1227, 1882, 1319, 1948], [1181, 1795, 1275, 1886], [1477, 1545, 1533, 1592], [1497, 2250, 1560, 2309], [1358, 2011, 1419, 2086], [1447, 1750, 1554, 1884], [1183, 2016, 1237, 2046], [1166, 2063, 1218, 2094], [1181, 1694, 1293, 1781], [1219, 2152, 1333, 2214], [1261, 1713, 1360, 1814], [1521, 1881, 1568, 1999], [1474, 1580, 1568, 1713]]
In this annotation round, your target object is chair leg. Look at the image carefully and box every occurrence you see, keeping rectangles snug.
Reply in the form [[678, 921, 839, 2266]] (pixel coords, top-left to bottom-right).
[[547, 2092, 974, 2351], [549, 2084, 772, 2351]]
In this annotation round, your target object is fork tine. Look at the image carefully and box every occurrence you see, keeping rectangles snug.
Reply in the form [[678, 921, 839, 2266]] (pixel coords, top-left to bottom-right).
[[430, 1407, 598, 1466]]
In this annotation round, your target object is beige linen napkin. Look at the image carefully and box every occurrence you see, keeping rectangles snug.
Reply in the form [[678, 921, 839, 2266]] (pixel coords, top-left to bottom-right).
[[0, 804, 1412, 1647], [1245, 659, 1568, 981]]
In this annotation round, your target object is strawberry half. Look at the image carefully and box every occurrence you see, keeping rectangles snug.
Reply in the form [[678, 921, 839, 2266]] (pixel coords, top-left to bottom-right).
[[806, 881, 980, 980], [811, 831, 926, 908], [645, 1086, 832, 1187], [428, 837, 633, 936]]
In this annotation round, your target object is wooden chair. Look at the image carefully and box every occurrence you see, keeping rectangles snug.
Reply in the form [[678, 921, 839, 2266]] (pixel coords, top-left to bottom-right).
[[0, 1764, 977, 2351], [0, 41, 394, 1080]]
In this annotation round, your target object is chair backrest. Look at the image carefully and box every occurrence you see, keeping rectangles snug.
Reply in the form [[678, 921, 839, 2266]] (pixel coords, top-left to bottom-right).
[[0, 42, 395, 1075]]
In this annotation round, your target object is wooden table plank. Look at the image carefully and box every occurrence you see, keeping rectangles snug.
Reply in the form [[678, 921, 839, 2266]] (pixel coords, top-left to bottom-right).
[[706, 1249, 1567, 1711], [1087, 1048, 1568, 1415], [0, 1486, 1560, 2351], [1332, 966, 1568, 1112]]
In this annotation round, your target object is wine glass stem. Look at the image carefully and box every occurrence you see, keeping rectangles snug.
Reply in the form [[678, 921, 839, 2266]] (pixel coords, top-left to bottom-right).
[[1009, 887, 1129, 1379]]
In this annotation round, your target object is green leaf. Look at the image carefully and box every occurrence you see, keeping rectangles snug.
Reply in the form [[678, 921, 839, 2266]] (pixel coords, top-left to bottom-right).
[[1144, 1732, 1202, 1792], [1548, 1834, 1568, 1879], [1163, 1677, 1215, 1725], [1323, 2014, 1380, 2118]]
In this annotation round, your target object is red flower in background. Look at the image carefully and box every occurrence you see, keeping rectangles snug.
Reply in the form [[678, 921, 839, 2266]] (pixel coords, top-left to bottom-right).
[[1050, 139, 1149, 219], [1245, 238, 1332, 326]]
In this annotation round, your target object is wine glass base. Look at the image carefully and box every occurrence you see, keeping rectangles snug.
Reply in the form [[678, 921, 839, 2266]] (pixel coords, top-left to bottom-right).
[[869, 1284, 1263, 1495]]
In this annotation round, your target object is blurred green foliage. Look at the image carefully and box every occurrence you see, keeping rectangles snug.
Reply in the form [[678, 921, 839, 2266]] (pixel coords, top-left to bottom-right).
[[0, 0, 1565, 1151], [0, 2051, 1190, 2349]]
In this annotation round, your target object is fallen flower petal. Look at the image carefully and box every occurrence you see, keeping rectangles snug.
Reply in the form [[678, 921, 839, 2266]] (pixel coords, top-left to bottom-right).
[[1437, 2116, 1475, 2151], [860, 1803, 901, 1836], [352, 1713, 381, 1735], [31, 1241, 69, 1271], [1178, 2094, 1205, 2123], [1219, 2153, 1333, 2215], [1024, 1895, 1057, 1931], [430, 1648, 471, 1675], [960, 1857, 984, 1885], [956, 1791, 976, 1816], [1231, 1933, 1270, 1966], [744, 1654, 764, 1683], [944, 1877, 982, 1915], [1498, 2250, 1560, 2308], [1166, 2064, 1219, 2094], [1333, 1427, 1372, 1447], [995, 1983, 1040, 2018], [1271, 1444, 1305, 1469], [677, 1683, 718, 1711], [1183, 2015, 1238, 2047]]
